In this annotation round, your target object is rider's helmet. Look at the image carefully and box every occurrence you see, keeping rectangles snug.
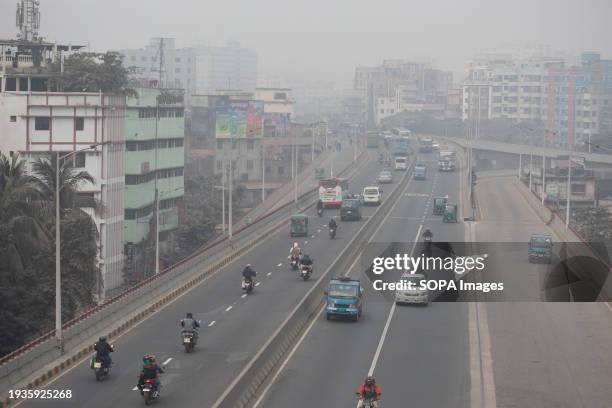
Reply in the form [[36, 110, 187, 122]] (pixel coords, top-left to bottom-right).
[[186, 312, 193, 319], [98, 336, 106, 342], [246, 263, 251, 268], [366, 376, 375, 385], [143, 354, 156, 364], [293, 242, 298, 248]]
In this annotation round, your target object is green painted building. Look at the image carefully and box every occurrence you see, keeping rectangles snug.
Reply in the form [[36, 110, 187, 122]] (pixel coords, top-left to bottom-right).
[[124, 87, 185, 283]]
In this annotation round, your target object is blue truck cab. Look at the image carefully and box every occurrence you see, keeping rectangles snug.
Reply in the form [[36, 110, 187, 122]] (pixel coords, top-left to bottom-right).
[[528, 234, 553, 264], [414, 165, 427, 180], [325, 277, 363, 321]]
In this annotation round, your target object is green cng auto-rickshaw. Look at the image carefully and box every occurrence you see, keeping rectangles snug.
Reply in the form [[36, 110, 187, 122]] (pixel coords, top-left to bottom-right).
[[290, 214, 309, 237], [433, 196, 448, 215], [443, 204, 458, 223], [315, 168, 325, 179]]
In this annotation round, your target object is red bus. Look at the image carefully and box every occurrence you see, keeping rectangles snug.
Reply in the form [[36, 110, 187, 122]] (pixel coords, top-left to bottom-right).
[[318, 178, 348, 208]]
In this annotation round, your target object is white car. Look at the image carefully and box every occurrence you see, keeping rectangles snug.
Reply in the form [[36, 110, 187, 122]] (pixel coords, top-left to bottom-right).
[[362, 186, 382, 206], [395, 273, 428, 305], [432, 142, 440, 150]]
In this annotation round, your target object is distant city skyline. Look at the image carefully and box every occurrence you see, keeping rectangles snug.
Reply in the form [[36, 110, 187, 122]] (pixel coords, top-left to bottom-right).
[[1, 0, 611, 88]]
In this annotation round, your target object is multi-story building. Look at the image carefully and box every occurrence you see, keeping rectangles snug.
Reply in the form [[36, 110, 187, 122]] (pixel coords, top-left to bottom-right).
[[0, 39, 126, 297], [118, 39, 258, 106], [117, 38, 196, 101], [462, 51, 612, 149], [355, 60, 452, 126], [123, 87, 185, 284], [195, 40, 258, 95]]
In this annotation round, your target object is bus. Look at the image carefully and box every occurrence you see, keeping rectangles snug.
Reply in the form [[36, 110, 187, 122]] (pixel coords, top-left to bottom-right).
[[366, 131, 380, 148], [392, 128, 411, 137], [418, 136, 433, 153], [389, 137, 410, 155], [319, 178, 349, 208]]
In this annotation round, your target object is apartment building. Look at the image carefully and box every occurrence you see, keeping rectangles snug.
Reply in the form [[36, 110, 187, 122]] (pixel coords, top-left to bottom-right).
[[123, 88, 185, 284], [462, 52, 612, 149]]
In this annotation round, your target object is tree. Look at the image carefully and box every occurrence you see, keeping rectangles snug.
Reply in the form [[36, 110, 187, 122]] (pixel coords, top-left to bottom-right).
[[48, 52, 135, 95]]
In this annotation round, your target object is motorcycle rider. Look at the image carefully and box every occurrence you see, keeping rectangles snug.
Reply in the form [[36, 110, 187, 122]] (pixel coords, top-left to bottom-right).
[[423, 228, 433, 241], [93, 336, 113, 369], [242, 263, 257, 284], [356, 376, 382, 407], [137, 354, 164, 396], [180, 312, 200, 343], [328, 218, 337, 232], [299, 253, 313, 273], [289, 242, 302, 264]]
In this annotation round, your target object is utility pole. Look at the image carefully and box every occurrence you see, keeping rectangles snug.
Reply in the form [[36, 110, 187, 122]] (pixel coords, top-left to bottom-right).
[[261, 143, 265, 203], [221, 157, 225, 233]]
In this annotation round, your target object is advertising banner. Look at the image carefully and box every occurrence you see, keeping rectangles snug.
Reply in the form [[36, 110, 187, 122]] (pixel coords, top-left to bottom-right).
[[215, 100, 263, 139]]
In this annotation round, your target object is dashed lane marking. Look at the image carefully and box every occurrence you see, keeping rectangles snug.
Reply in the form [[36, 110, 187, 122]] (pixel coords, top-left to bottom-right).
[[266, 272, 272, 276], [225, 306, 233, 312], [208, 320, 216, 327], [255, 282, 261, 287], [163, 358, 172, 366]]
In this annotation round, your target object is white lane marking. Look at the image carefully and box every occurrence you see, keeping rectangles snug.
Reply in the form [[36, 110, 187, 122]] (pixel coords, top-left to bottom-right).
[[311, 235, 315, 238], [132, 386, 138, 391], [241, 294, 247, 298], [317, 229, 321, 233], [277, 263, 282, 267], [208, 320, 216, 327], [225, 306, 233, 312], [266, 272, 272, 276], [367, 225, 422, 377], [163, 358, 172, 366], [305, 240, 309, 244], [255, 282, 261, 287]]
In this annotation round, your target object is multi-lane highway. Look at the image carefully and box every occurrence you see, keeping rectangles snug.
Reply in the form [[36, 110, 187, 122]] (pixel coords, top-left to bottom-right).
[[22, 145, 412, 407], [21, 145, 612, 408], [254, 149, 469, 408]]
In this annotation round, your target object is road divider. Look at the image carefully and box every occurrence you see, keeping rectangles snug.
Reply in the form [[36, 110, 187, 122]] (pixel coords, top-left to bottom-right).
[[211, 157, 416, 408], [0, 150, 370, 406]]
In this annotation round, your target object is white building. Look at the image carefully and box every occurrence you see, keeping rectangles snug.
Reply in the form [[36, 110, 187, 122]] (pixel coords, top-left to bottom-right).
[[0, 91, 126, 297], [195, 40, 258, 95], [118, 39, 258, 105]]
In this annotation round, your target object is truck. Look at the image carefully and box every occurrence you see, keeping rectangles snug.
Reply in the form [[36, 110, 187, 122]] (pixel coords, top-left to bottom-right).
[[325, 277, 363, 321], [438, 150, 456, 171], [366, 131, 380, 148], [390, 137, 409, 171], [414, 164, 426, 180], [418, 136, 433, 153]]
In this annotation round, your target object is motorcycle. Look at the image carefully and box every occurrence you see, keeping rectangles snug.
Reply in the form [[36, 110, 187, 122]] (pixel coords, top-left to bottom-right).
[[300, 265, 312, 281], [182, 331, 197, 353], [317, 207, 324, 217], [90, 347, 113, 381], [424, 234, 433, 251], [141, 379, 160, 405], [378, 154, 384, 164], [242, 278, 254, 294], [359, 398, 380, 408], [290, 256, 300, 270], [329, 227, 336, 239]]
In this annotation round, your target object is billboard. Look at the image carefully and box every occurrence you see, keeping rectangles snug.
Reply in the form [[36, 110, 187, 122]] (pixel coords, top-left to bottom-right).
[[215, 100, 263, 139]]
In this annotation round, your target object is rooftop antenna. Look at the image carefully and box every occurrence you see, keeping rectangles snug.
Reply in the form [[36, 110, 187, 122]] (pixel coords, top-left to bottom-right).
[[149, 37, 167, 88], [16, 0, 41, 41]]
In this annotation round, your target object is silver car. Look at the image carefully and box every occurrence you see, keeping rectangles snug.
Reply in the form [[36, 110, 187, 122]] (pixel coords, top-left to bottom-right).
[[377, 170, 393, 184], [395, 273, 428, 305]]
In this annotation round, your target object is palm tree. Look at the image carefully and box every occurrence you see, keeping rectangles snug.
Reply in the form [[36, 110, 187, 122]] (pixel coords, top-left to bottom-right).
[[32, 155, 100, 315], [0, 152, 49, 277]]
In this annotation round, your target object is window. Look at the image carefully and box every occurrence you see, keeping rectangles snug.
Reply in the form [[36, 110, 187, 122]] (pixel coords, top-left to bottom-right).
[[571, 184, 586, 195], [217, 140, 223, 150], [75, 117, 84, 131], [274, 92, 287, 100], [247, 140, 254, 150], [9, 116, 16, 122], [175, 57, 181, 62], [247, 160, 253, 170], [278, 166, 285, 175], [73, 152, 86, 168], [35, 117, 50, 131], [175, 68, 181, 73]]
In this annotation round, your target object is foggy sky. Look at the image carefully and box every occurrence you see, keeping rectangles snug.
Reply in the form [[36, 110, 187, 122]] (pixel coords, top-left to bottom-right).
[[1, 0, 612, 88]]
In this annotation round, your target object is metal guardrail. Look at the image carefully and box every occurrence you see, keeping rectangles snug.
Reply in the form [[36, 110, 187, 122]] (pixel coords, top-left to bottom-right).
[[212, 158, 416, 408], [0, 150, 367, 401]]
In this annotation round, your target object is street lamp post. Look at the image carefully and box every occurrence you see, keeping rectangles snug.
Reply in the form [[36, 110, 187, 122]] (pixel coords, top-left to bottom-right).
[[55, 143, 102, 351]]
